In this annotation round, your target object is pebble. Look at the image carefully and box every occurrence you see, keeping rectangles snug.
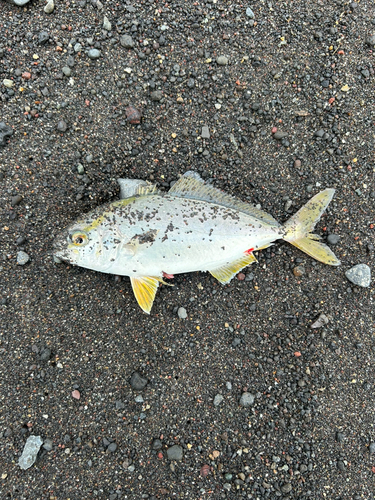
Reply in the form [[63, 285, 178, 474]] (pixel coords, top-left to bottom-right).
[[152, 438, 162, 450], [369, 442, 375, 454], [216, 56, 228, 66], [151, 90, 163, 101], [103, 16, 111, 31], [166, 445, 183, 461], [3, 79, 14, 88], [43, 438, 53, 451], [311, 313, 329, 329], [120, 35, 134, 48], [77, 163, 84, 174], [38, 31, 49, 45], [177, 307, 187, 319], [17, 251, 30, 265], [86, 154, 93, 163], [44, 0, 54, 14], [239, 392, 254, 407], [62, 66, 71, 77], [125, 105, 142, 124], [201, 126, 210, 139], [12, 0, 31, 6], [72, 390, 80, 400], [294, 159, 301, 168], [57, 120, 67, 132], [18, 436, 43, 470], [107, 442, 117, 452], [327, 234, 340, 245], [135, 395, 144, 403], [74, 43, 82, 53], [345, 264, 371, 287], [246, 7, 255, 18], [293, 265, 305, 277], [213, 394, 224, 406], [130, 371, 148, 390], [273, 131, 288, 140], [11, 195, 23, 206], [281, 483, 292, 493], [366, 34, 375, 46], [88, 49, 101, 59], [0, 122, 13, 146], [314, 129, 325, 138]]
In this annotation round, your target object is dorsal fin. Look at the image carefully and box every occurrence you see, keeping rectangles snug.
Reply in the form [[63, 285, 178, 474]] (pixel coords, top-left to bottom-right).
[[169, 172, 280, 226], [117, 178, 159, 199]]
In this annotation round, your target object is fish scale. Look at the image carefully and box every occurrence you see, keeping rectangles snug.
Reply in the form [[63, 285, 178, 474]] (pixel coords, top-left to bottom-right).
[[54, 171, 340, 314]]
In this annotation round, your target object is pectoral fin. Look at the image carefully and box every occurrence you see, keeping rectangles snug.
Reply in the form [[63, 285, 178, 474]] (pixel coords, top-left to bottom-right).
[[209, 253, 257, 284], [130, 276, 171, 314]]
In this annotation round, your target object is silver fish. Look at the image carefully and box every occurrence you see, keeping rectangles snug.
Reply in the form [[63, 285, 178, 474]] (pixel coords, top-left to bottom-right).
[[54, 171, 340, 313]]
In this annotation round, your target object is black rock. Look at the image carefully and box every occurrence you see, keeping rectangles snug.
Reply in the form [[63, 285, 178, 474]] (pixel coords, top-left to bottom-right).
[[0, 122, 13, 147]]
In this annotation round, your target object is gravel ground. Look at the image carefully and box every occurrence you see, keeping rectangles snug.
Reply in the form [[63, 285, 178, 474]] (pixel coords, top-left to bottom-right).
[[1, 0, 374, 499]]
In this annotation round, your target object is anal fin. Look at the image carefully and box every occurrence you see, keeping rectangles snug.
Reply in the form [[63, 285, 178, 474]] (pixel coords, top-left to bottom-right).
[[209, 253, 257, 284]]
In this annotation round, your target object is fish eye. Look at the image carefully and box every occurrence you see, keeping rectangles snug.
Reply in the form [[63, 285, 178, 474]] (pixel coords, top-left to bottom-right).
[[70, 230, 89, 246]]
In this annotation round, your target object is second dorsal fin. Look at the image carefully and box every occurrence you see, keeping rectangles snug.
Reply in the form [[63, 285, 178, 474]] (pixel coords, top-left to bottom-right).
[[169, 171, 280, 226]]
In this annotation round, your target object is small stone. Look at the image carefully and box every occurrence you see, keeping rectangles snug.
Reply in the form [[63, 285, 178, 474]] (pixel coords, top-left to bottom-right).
[[135, 395, 144, 403], [77, 163, 84, 174], [327, 234, 340, 245], [86, 154, 93, 163], [152, 438, 162, 450], [43, 438, 53, 451], [3, 79, 14, 88], [239, 392, 254, 407], [216, 55, 228, 65], [125, 105, 142, 124], [72, 390, 80, 400], [369, 442, 375, 454], [18, 436, 43, 470], [57, 120, 67, 132], [166, 445, 183, 461], [150, 90, 163, 101], [62, 66, 71, 77], [273, 131, 288, 140], [11, 0, 31, 5], [314, 129, 325, 138], [40, 347, 51, 361], [22, 72, 31, 80], [293, 265, 305, 277], [213, 394, 224, 406], [115, 400, 125, 410], [246, 7, 255, 18], [345, 264, 371, 287], [0, 122, 13, 146], [103, 16, 111, 31], [44, 0, 54, 14], [336, 431, 345, 442], [366, 34, 375, 46], [130, 371, 147, 390], [120, 35, 134, 48], [177, 307, 187, 319], [294, 159, 301, 168], [17, 251, 30, 265], [107, 442, 117, 452], [281, 483, 292, 493], [74, 43, 82, 53], [201, 126, 210, 139], [11, 195, 23, 206], [311, 313, 329, 329], [88, 49, 101, 59], [36, 31, 49, 45]]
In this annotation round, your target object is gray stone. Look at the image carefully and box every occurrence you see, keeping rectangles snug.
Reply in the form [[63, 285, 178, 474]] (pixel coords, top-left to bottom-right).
[[246, 7, 255, 18], [315, 129, 325, 138], [103, 16, 111, 31], [177, 307, 187, 319], [273, 131, 288, 140], [239, 392, 254, 407], [57, 120, 67, 132], [44, 0, 54, 14], [213, 394, 224, 406], [150, 90, 163, 101], [130, 372, 147, 390], [107, 442, 117, 452], [310, 313, 329, 329], [166, 444, 183, 461], [38, 31, 50, 45], [77, 163, 84, 174], [0, 122, 13, 146], [216, 56, 228, 66], [366, 35, 375, 46], [18, 436, 43, 470], [327, 234, 340, 245], [201, 126, 210, 139], [11, 195, 22, 206], [135, 395, 144, 403], [152, 438, 162, 450], [370, 442, 375, 454], [11, 0, 30, 5], [88, 49, 101, 59], [74, 43, 82, 53], [281, 483, 292, 493], [345, 264, 371, 287], [62, 66, 71, 77], [120, 35, 134, 48], [43, 438, 53, 451], [17, 251, 30, 265]]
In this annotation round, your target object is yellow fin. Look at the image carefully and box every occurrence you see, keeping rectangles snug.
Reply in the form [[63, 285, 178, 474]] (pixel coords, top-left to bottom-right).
[[130, 276, 170, 314], [289, 237, 340, 266], [209, 253, 257, 284]]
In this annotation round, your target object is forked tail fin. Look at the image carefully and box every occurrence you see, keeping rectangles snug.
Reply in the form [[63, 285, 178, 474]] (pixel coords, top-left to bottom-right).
[[283, 189, 341, 266]]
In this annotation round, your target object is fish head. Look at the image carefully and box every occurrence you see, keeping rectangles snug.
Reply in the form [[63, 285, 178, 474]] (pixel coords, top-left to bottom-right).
[[53, 203, 132, 273]]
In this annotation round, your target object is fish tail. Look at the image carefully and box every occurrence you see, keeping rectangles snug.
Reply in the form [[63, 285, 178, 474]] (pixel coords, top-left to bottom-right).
[[283, 189, 340, 266]]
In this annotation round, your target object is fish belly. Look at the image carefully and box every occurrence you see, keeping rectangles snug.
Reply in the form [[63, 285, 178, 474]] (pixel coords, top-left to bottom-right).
[[111, 195, 281, 277]]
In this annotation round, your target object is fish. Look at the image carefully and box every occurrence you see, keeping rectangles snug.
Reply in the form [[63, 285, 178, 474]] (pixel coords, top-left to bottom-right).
[[53, 171, 340, 314]]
